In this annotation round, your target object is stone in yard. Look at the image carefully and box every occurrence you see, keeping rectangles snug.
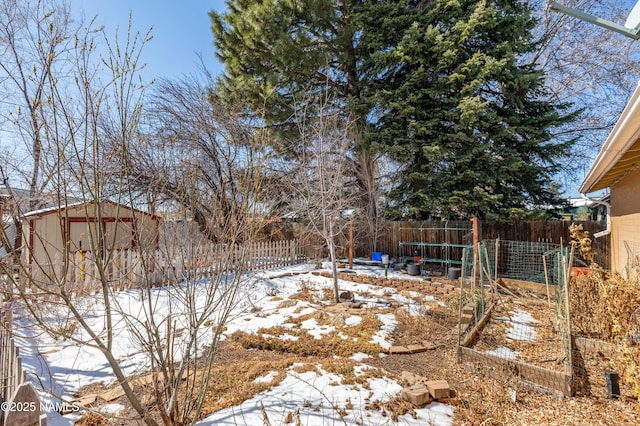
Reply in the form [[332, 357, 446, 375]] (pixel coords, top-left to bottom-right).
[[338, 291, 355, 302], [389, 346, 411, 354], [407, 344, 427, 354], [402, 384, 432, 406], [426, 380, 451, 400]]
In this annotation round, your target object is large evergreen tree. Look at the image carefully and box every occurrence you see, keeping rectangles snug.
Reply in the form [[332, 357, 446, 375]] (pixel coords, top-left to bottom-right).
[[210, 0, 415, 250], [211, 0, 366, 146], [211, 0, 575, 221], [369, 0, 575, 219]]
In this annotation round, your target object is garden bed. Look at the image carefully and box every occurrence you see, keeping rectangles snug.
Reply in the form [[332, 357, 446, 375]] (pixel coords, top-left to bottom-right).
[[460, 291, 572, 396]]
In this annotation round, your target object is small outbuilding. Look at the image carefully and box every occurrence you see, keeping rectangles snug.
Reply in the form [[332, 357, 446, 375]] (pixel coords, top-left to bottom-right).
[[580, 82, 640, 274], [22, 200, 161, 267]]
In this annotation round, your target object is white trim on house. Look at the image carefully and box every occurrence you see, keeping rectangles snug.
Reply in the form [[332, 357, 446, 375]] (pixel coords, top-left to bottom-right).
[[580, 81, 640, 193]]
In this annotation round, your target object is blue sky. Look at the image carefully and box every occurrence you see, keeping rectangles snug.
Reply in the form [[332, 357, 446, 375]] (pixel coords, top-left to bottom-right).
[[71, 0, 227, 81]]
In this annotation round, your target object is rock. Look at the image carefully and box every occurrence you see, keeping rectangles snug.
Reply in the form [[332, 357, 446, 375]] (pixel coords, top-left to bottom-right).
[[338, 291, 355, 302]]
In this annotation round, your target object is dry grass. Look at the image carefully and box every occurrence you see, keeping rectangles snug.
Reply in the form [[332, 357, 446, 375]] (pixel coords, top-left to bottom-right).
[[317, 358, 385, 387], [288, 279, 317, 303], [320, 288, 334, 300], [392, 302, 458, 347], [199, 357, 295, 414], [570, 270, 640, 400], [276, 299, 298, 309], [365, 396, 418, 422], [570, 271, 640, 341], [229, 322, 383, 358], [74, 412, 108, 426]]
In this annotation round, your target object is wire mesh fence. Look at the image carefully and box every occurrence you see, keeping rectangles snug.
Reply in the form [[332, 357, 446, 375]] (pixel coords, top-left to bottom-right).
[[458, 240, 576, 396]]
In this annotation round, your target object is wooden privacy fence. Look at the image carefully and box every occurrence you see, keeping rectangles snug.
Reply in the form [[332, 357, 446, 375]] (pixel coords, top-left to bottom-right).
[[366, 220, 609, 269], [28, 239, 302, 296]]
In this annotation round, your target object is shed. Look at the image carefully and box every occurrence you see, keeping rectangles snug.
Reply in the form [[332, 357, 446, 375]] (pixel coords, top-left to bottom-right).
[[580, 82, 640, 273], [558, 197, 608, 222], [22, 200, 161, 267]]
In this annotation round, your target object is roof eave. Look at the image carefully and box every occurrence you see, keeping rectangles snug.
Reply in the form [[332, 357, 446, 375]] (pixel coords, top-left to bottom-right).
[[580, 81, 640, 194]]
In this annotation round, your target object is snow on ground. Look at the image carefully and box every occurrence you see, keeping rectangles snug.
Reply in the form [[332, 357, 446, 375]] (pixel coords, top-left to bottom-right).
[[487, 307, 538, 360], [486, 346, 519, 360], [199, 364, 452, 426], [499, 307, 538, 342], [15, 260, 453, 425]]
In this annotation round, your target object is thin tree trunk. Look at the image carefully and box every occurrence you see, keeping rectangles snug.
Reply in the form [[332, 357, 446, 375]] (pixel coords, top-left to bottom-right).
[[328, 218, 340, 303]]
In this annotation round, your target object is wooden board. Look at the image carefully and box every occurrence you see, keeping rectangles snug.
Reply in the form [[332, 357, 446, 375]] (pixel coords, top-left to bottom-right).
[[458, 346, 572, 396]]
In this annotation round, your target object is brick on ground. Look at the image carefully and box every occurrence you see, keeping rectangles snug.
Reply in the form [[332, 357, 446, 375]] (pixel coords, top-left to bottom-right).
[[407, 344, 428, 354], [402, 384, 432, 406], [426, 380, 451, 400], [460, 313, 474, 324]]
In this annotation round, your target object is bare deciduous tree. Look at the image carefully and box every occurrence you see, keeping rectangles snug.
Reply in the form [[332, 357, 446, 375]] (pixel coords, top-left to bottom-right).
[[0, 2, 268, 425], [534, 0, 640, 185], [281, 93, 357, 303], [113, 71, 268, 245]]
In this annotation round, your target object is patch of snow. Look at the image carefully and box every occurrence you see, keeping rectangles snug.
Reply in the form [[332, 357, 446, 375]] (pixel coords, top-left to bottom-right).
[[500, 307, 538, 342], [344, 315, 362, 326], [350, 352, 371, 362], [100, 403, 125, 413], [486, 346, 519, 360], [371, 313, 396, 349], [254, 371, 279, 384], [300, 318, 335, 339], [279, 333, 300, 341], [198, 364, 453, 426], [292, 306, 316, 316]]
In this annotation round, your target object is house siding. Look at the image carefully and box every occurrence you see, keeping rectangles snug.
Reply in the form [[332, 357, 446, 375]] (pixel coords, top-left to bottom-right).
[[610, 166, 640, 273]]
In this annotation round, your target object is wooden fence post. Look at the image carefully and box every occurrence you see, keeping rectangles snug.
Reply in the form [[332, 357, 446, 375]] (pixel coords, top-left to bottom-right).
[[473, 216, 480, 288]]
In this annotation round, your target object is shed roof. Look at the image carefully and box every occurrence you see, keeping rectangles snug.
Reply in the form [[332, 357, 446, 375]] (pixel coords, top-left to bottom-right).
[[580, 81, 640, 193], [22, 200, 160, 221]]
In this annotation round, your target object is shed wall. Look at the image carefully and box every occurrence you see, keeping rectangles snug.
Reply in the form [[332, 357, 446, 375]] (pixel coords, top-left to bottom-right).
[[24, 202, 159, 268]]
